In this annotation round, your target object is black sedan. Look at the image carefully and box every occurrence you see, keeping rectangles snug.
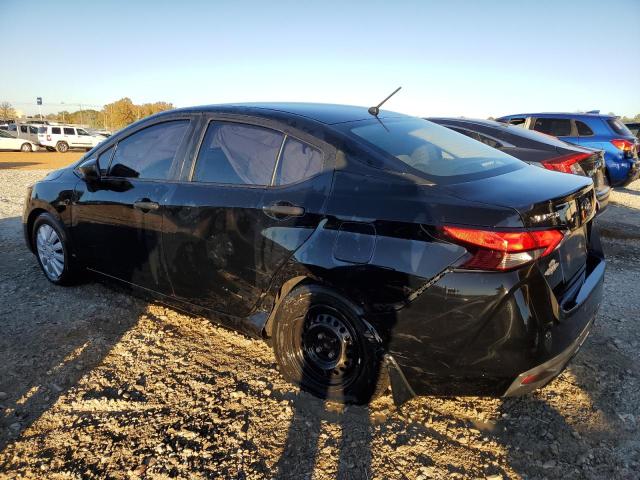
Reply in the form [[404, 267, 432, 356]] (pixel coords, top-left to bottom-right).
[[23, 103, 605, 404], [429, 117, 610, 211]]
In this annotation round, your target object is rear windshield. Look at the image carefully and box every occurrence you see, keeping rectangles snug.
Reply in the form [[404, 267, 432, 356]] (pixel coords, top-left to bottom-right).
[[343, 118, 524, 183], [607, 118, 634, 137]]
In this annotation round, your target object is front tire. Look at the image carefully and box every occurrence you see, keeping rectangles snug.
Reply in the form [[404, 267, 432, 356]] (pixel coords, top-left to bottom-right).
[[55, 141, 69, 153], [20, 142, 32, 152], [32, 213, 79, 285], [272, 284, 388, 404]]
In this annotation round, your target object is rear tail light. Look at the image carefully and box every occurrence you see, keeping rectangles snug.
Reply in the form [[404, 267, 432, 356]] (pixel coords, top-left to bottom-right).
[[541, 152, 590, 175], [611, 139, 636, 158], [441, 226, 564, 271]]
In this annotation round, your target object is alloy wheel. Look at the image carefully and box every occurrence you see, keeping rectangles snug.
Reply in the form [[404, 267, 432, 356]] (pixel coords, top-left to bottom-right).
[[36, 224, 65, 281]]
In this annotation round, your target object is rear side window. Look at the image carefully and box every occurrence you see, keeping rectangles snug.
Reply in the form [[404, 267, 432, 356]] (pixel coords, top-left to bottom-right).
[[63, 127, 75, 135], [193, 122, 283, 185], [274, 137, 323, 185], [533, 118, 572, 136], [20, 125, 28, 133], [507, 118, 526, 126], [51, 127, 61, 134], [607, 118, 633, 136], [109, 120, 189, 179], [576, 121, 594, 136]]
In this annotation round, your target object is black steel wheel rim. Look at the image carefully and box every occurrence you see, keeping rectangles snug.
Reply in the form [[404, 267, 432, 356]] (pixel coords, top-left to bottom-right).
[[295, 304, 363, 389]]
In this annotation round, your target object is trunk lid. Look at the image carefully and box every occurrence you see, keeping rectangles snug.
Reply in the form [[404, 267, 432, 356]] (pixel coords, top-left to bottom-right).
[[442, 165, 596, 292]]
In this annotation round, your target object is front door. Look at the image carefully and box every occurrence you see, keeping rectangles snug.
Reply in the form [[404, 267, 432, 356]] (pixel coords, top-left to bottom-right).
[[72, 118, 193, 294]]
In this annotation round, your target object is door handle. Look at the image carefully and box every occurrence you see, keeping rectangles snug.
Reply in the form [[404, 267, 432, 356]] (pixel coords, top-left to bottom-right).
[[262, 202, 305, 219], [133, 199, 159, 212]]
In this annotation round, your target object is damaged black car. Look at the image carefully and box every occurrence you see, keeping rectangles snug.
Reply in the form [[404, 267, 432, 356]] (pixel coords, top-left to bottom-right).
[[23, 103, 605, 404]]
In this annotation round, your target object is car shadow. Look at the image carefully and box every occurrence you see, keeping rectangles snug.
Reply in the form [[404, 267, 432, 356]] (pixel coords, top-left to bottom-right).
[[0, 215, 148, 451]]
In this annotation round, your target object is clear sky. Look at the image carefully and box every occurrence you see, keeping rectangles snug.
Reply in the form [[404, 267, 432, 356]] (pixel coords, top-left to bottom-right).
[[1, 0, 639, 118]]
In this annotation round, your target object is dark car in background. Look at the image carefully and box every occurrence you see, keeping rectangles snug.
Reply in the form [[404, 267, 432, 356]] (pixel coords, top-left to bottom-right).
[[496, 112, 639, 187], [23, 103, 604, 404], [428, 118, 610, 211], [625, 122, 640, 139]]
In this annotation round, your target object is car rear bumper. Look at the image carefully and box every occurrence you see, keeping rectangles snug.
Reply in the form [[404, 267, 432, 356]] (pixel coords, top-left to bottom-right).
[[380, 231, 605, 400], [503, 317, 593, 396]]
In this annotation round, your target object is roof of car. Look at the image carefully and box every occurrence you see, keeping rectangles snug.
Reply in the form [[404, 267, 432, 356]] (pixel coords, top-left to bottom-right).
[[499, 112, 615, 119], [428, 117, 507, 128], [171, 102, 409, 125]]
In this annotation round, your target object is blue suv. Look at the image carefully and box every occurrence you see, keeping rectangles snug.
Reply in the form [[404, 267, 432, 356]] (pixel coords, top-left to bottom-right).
[[497, 112, 640, 187]]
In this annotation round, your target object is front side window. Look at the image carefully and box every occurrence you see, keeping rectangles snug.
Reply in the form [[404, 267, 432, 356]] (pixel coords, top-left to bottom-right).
[[533, 118, 571, 137], [51, 127, 61, 134], [29, 126, 38, 134], [63, 127, 75, 135], [109, 120, 189, 179], [274, 137, 323, 185], [193, 122, 283, 185], [38, 127, 46, 134], [77, 128, 89, 136], [344, 118, 523, 183]]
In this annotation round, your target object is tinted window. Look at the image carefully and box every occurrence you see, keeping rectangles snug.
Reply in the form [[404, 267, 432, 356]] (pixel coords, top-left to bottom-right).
[[607, 118, 634, 136], [193, 122, 283, 185], [8, 124, 16, 131], [77, 128, 89, 136], [507, 118, 526, 126], [345, 118, 522, 183], [63, 127, 75, 135], [533, 118, 572, 136], [29, 126, 38, 134], [575, 121, 593, 136], [274, 137, 323, 185], [476, 133, 502, 149], [20, 125, 28, 133], [109, 120, 189, 179], [38, 127, 47, 134], [51, 127, 61, 134], [98, 146, 114, 175]]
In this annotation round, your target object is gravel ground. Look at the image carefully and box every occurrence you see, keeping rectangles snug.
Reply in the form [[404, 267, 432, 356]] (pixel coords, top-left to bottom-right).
[[0, 169, 639, 480]]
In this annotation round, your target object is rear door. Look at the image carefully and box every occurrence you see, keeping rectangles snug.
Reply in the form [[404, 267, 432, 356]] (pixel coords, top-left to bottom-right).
[[162, 118, 285, 317], [73, 117, 194, 294], [162, 117, 335, 322]]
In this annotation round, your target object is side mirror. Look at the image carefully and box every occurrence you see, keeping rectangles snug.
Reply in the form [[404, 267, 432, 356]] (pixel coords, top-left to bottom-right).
[[77, 158, 100, 182]]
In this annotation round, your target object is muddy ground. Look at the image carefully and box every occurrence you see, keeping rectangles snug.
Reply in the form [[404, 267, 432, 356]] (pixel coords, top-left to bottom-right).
[[0, 168, 639, 479]]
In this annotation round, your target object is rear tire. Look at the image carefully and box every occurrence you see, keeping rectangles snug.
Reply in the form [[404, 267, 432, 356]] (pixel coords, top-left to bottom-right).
[[56, 141, 69, 153], [272, 284, 388, 404], [20, 142, 32, 152], [32, 213, 80, 285]]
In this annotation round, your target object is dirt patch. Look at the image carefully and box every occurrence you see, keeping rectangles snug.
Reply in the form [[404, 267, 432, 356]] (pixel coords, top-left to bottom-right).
[[0, 152, 84, 171], [0, 171, 639, 479]]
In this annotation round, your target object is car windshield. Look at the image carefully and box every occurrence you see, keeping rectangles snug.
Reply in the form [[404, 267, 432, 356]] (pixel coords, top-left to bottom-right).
[[344, 117, 524, 183]]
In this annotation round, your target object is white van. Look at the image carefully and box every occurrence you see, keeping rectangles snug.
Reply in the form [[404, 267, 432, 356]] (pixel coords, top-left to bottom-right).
[[37, 125, 105, 152]]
